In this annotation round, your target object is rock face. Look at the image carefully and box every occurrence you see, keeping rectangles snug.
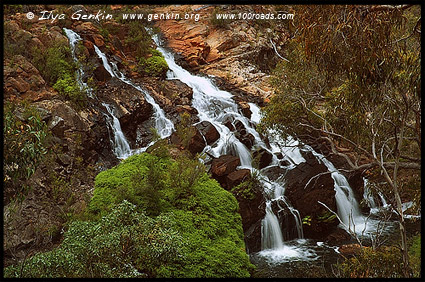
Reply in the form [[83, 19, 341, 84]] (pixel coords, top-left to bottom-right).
[[253, 148, 273, 169], [154, 5, 289, 104], [226, 169, 250, 189]]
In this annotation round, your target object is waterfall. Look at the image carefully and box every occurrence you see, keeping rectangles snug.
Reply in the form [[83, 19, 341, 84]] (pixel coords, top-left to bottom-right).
[[152, 32, 304, 253], [262, 202, 285, 250], [93, 45, 174, 140], [306, 145, 373, 235], [102, 103, 132, 159], [63, 28, 94, 98]]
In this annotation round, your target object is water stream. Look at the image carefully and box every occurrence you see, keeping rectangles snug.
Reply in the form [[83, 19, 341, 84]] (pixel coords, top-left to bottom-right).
[[152, 33, 311, 262]]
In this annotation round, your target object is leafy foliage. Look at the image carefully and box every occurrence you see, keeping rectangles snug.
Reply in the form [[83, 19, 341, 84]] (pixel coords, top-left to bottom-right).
[[335, 246, 405, 278], [138, 52, 169, 78], [4, 201, 185, 278], [261, 6, 421, 276], [3, 101, 48, 201], [86, 152, 254, 277]]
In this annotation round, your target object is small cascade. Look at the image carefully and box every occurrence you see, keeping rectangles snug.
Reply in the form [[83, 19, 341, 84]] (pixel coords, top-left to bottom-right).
[[93, 44, 174, 140], [63, 28, 94, 98], [152, 32, 306, 256], [262, 202, 285, 250], [363, 178, 391, 215], [306, 145, 374, 235], [102, 103, 132, 159]]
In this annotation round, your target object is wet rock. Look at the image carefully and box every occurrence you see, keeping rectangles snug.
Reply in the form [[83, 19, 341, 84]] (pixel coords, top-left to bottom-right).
[[176, 105, 198, 115], [338, 243, 363, 257], [226, 169, 250, 190], [285, 150, 338, 239], [270, 198, 300, 241], [48, 116, 66, 138], [83, 40, 95, 55], [211, 155, 240, 178], [188, 128, 206, 155], [223, 116, 236, 131], [170, 126, 206, 155], [234, 120, 255, 149], [253, 148, 273, 169], [238, 101, 252, 119], [196, 121, 219, 145], [94, 65, 112, 82], [244, 220, 263, 253], [261, 165, 287, 182]]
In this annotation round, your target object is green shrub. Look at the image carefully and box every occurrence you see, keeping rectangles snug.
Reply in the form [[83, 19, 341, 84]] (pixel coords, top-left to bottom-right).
[[32, 40, 87, 109], [157, 175, 255, 277], [334, 246, 406, 278], [210, 7, 230, 29], [4, 101, 49, 201], [408, 235, 421, 277], [138, 54, 169, 78], [4, 201, 185, 278], [124, 21, 151, 58], [88, 152, 255, 277], [231, 172, 260, 200]]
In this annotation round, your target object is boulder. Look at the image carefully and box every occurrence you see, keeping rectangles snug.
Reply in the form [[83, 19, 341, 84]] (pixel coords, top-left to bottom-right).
[[211, 155, 240, 178], [234, 120, 255, 149], [196, 121, 219, 145], [188, 128, 206, 155], [338, 244, 363, 257], [94, 65, 112, 82], [253, 148, 273, 169], [48, 116, 66, 138], [238, 101, 252, 119], [170, 127, 206, 155], [226, 169, 250, 190]]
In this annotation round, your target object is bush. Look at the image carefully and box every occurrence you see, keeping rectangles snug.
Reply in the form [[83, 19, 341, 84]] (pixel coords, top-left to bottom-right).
[[210, 7, 230, 29], [138, 54, 169, 78], [53, 74, 86, 109], [32, 40, 87, 109], [87, 152, 255, 277], [408, 235, 421, 277], [334, 246, 406, 278], [4, 101, 49, 201], [4, 201, 185, 278]]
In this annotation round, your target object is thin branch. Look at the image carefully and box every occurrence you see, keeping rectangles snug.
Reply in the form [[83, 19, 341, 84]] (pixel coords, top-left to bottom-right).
[[318, 201, 363, 247], [304, 170, 334, 189]]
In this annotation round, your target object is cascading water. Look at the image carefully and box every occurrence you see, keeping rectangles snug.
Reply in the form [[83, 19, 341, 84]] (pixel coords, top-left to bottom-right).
[[102, 103, 132, 159], [63, 28, 94, 98], [64, 28, 132, 159], [152, 33, 309, 260], [93, 44, 174, 141], [306, 145, 389, 236]]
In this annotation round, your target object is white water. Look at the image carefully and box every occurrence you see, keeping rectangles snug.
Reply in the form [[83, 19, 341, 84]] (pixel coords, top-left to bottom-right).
[[363, 178, 391, 215], [94, 45, 174, 140], [63, 28, 94, 98], [102, 103, 132, 159], [152, 32, 309, 261], [306, 145, 383, 236]]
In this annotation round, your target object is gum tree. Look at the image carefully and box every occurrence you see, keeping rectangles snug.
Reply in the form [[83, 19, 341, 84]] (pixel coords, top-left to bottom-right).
[[261, 5, 421, 276]]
